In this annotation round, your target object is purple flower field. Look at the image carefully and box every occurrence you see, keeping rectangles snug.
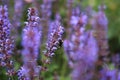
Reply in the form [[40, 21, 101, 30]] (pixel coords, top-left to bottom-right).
[[0, 0, 120, 80]]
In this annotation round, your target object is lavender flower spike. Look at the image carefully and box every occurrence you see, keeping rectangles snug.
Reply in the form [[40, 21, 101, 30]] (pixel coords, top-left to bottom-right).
[[64, 12, 99, 80], [43, 22, 64, 65], [0, 5, 15, 76], [18, 8, 41, 80], [13, 0, 23, 28], [91, 5, 108, 57]]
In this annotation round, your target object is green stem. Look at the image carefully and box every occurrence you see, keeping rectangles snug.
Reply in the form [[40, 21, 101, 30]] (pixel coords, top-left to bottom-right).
[[60, 59, 67, 80]]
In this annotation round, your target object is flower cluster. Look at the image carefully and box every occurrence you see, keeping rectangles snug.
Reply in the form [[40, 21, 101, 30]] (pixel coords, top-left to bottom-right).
[[112, 53, 120, 69], [100, 64, 120, 80], [64, 8, 98, 80], [90, 5, 110, 79], [48, 13, 61, 41], [91, 5, 108, 57], [15, 5, 65, 79], [63, 4, 119, 80], [41, 0, 53, 40], [43, 22, 64, 65], [41, 0, 52, 19], [18, 8, 41, 80], [0, 5, 15, 76], [13, 0, 23, 28]]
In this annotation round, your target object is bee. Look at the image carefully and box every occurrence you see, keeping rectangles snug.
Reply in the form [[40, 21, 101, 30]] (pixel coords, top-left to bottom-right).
[[58, 39, 63, 47]]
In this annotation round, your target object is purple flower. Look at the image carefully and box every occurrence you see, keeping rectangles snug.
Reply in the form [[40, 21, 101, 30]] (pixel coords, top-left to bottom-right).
[[18, 8, 41, 80], [0, 5, 15, 76], [64, 11, 98, 80], [100, 64, 119, 80], [40, 0, 53, 41], [91, 5, 109, 74], [41, 0, 52, 18], [112, 53, 120, 68], [43, 21, 64, 64], [47, 13, 61, 42], [13, 0, 23, 28]]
